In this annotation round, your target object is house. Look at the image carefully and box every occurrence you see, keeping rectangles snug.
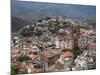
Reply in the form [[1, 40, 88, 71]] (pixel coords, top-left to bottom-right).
[[58, 51, 75, 71], [57, 16, 64, 22], [42, 48, 61, 71], [32, 46, 39, 52], [17, 63, 27, 74]]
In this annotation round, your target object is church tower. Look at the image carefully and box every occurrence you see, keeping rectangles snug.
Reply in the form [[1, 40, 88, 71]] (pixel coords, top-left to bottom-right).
[[72, 22, 80, 50]]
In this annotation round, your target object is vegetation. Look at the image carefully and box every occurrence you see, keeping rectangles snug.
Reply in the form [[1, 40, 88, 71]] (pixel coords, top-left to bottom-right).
[[62, 48, 73, 52], [11, 16, 31, 32], [49, 25, 60, 34], [11, 64, 18, 75], [21, 26, 34, 37], [62, 47, 83, 57], [74, 50, 83, 56], [34, 29, 43, 36], [17, 55, 31, 62]]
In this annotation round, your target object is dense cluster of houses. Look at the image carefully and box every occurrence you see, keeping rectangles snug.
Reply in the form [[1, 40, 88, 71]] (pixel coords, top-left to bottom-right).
[[11, 16, 96, 74]]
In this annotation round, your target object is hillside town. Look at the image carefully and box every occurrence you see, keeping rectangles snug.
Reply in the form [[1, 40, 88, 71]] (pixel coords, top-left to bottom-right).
[[11, 16, 96, 74]]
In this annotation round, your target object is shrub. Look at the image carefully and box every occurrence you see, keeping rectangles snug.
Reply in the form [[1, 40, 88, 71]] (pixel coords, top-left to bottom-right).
[[62, 48, 83, 57], [21, 27, 34, 37], [11, 64, 18, 75], [62, 48, 73, 52], [34, 29, 43, 36], [17, 55, 31, 62]]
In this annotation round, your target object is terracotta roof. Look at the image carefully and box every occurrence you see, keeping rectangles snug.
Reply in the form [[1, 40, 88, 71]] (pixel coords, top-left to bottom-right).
[[63, 51, 74, 58]]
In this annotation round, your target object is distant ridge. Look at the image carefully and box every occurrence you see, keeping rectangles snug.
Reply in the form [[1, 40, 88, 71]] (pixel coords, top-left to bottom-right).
[[11, 16, 31, 32], [11, 0, 96, 21]]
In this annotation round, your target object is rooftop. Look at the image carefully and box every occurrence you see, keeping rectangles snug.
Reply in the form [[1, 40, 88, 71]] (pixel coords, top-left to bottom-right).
[[43, 48, 61, 58], [63, 51, 74, 58]]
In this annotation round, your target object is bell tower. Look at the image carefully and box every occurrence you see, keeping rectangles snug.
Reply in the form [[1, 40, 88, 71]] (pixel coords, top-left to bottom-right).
[[72, 22, 80, 50]]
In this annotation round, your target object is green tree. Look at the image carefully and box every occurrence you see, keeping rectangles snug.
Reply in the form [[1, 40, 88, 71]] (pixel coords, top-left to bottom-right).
[[62, 48, 83, 57], [21, 27, 34, 37], [17, 55, 31, 62], [62, 48, 73, 52], [34, 29, 43, 36], [11, 64, 18, 75]]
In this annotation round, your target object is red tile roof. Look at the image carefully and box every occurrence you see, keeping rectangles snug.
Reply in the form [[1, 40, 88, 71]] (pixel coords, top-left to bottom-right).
[[63, 51, 74, 58]]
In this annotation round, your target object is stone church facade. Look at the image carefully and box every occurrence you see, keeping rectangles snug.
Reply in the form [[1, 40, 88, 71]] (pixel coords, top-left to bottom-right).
[[55, 23, 80, 49]]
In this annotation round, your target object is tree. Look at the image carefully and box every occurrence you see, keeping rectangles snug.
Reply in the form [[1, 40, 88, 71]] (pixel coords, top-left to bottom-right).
[[11, 64, 18, 75], [73, 47, 83, 57], [62, 48, 83, 57], [21, 27, 34, 37], [34, 29, 43, 36], [62, 48, 74, 52], [16, 55, 31, 62], [74, 50, 83, 56]]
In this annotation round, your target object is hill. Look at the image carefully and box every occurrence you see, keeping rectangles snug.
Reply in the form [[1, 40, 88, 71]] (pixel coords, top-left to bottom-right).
[[11, 16, 31, 32]]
